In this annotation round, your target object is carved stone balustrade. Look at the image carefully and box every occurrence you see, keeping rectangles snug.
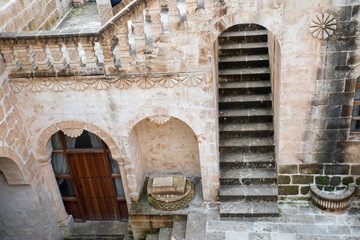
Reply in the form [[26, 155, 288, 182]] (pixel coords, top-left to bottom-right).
[[0, 0, 208, 78]]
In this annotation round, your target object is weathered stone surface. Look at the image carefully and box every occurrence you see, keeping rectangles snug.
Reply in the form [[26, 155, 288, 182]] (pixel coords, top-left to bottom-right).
[[278, 186, 298, 195], [292, 175, 314, 185], [279, 165, 298, 174], [325, 165, 350, 175]]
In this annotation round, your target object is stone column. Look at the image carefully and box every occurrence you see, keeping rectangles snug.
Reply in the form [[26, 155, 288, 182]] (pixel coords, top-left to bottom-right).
[[113, 157, 132, 211], [39, 159, 74, 238], [96, 0, 114, 26]]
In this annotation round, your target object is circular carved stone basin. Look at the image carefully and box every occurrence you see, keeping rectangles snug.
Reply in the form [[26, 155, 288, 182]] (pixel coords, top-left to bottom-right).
[[147, 180, 194, 211], [310, 184, 355, 213]]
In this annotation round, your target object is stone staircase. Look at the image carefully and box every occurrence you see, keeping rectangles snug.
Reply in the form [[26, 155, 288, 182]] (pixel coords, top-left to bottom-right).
[[145, 221, 186, 240], [217, 24, 279, 218]]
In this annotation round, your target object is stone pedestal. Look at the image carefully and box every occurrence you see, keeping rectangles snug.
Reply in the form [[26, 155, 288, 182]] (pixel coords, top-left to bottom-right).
[[72, 0, 86, 8], [96, 0, 114, 26]]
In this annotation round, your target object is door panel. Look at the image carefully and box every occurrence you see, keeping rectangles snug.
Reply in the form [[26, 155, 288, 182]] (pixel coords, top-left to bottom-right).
[[67, 152, 120, 220]]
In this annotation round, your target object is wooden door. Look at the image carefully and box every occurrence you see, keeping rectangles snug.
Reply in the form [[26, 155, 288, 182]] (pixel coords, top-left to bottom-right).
[[67, 152, 120, 220]]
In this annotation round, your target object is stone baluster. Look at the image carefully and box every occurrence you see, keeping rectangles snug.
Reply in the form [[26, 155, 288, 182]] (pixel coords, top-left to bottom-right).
[[166, 0, 181, 30], [147, 0, 162, 39], [47, 41, 68, 70], [186, 0, 199, 13], [144, 10, 153, 45], [15, 44, 35, 71], [115, 25, 131, 67], [197, 0, 205, 9], [32, 43, 52, 70], [64, 40, 82, 69], [0, 44, 20, 71], [177, 0, 187, 21], [80, 38, 98, 68], [160, 4, 170, 33], [132, 12, 146, 54], [99, 34, 117, 71]]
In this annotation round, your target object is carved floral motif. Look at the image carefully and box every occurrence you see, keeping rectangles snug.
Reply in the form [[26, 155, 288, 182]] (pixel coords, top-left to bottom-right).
[[93, 79, 111, 90], [68, 80, 90, 91], [310, 13, 337, 39], [181, 76, 202, 87], [113, 79, 133, 89], [10, 81, 24, 93], [158, 77, 178, 88], [47, 81, 67, 92], [62, 128, 84, 138], [149, 115, 171, 124], [25, 81, 46, 92], [10, 74, 203, 92], [136, 77, 156, 89]]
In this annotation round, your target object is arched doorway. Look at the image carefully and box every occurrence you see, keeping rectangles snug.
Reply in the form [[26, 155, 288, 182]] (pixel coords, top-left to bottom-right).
[[50, 130, 128, 222]]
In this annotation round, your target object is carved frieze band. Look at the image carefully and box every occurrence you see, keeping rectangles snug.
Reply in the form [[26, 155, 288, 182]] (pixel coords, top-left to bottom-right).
[[9, 74, 203, 93]]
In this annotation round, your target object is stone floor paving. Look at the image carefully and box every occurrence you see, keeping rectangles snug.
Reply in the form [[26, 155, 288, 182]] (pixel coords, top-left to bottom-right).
[[54, 1, 101, 31], [204, 201, 360, 240]]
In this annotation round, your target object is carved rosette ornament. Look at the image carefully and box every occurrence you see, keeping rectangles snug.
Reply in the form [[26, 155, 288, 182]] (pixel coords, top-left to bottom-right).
[[149, 115, 171, 124], [62, 128, 84, 138], [310, 13, 337, 39]]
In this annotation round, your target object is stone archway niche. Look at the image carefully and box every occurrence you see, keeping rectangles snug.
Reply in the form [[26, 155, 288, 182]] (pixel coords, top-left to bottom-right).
[[129, 117, 200, 181]]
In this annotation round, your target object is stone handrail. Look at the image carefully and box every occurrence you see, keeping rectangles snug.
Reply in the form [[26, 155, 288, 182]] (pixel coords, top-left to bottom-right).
[[0, 0, 204, 77]]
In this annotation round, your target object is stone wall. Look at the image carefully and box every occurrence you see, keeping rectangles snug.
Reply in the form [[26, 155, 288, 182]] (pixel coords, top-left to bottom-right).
[[0, 174, 52, 239], [0, 57, 62, 239], [0, 0, 72, 32], [278, 163, 360, 201]]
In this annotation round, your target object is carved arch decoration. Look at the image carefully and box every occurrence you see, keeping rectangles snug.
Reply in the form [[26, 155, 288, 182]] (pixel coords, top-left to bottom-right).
[[36, 121, 122, 162], [0, 146, 29, 185]]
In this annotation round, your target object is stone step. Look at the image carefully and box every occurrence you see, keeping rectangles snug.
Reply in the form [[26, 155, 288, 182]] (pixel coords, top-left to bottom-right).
[[218, 81, 271, 89], [220, 152, 275, 168], [219, 185, 278, 202], [220, 122, 273, 132], [219, 54, 269, 63], [220, 168, 277, 185], [219, 94, 272, 109], [219, 123, 273, 138], [219, 137, 274, 147], [219, 67, 270, 76], [171, 221, 186, 240], [219, 30, 268, 38], [219, 109, 273, 124], [158, 228, 172, 240], [220, 202, 279, 217], [220, 108, 273, 117], [219, 81, 271, 95], [146, 234, 159, 240], [219, 74, 270, 82], [219, 42, 268, 50], [220, 94, 271, 103]]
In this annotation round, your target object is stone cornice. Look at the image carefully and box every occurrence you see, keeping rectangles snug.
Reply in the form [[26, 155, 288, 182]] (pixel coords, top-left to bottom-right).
[[9, 72, 204, 92]]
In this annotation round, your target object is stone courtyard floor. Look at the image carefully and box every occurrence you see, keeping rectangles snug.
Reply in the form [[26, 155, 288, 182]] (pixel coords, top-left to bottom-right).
[[200, 201, 360, 240]]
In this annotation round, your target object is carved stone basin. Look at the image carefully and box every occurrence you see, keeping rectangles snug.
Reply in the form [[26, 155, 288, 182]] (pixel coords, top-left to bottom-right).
[[310, 184, 355, 213], [147, 175, 194, 211]]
